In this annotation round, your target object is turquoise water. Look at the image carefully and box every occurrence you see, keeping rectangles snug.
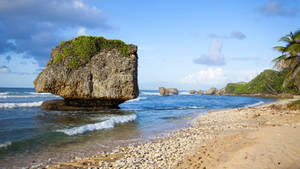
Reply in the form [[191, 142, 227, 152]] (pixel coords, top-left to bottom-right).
[[0, 88, 275, 168]]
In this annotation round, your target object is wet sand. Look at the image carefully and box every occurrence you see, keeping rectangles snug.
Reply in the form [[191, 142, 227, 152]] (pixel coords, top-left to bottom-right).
[[37, 98, 300, 169]]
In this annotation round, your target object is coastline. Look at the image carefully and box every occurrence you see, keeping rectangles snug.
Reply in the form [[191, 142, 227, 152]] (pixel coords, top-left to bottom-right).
[[36, 97, 300, 169]]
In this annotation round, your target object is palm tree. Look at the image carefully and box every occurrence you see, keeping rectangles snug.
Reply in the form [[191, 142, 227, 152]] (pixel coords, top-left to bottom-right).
[[273, 30, 300, 91]]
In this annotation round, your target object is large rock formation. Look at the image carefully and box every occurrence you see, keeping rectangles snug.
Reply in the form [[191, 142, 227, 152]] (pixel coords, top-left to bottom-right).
[[34, 36, 139, 110], [205, 88, 217, 95], [159, 87, 179, 96], [197, 90, 204, 95], [216, 88, 225, 95], [168, 88, 179, 95], [159, 87, 169, 96]]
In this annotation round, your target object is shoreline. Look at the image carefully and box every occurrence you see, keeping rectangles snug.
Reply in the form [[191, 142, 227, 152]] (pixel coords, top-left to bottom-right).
[[35, 97, 300, 169]]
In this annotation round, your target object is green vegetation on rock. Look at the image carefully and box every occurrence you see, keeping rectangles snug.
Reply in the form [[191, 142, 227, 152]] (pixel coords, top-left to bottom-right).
[[225, 69, 298, 94], [288, 100, 300, 108], [67, 58, 80, 69], [53, 36, 131, 69]]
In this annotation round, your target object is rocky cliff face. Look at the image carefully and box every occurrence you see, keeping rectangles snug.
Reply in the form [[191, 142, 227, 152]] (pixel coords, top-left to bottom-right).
[[159, 87, 179, 96], [34, 36, 139, 109]]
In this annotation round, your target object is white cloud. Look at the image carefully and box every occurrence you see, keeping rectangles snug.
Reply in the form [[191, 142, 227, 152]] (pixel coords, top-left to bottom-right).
[[77, 27, 86, 36], [179, 67, 266, 90], [258, 1, 298, 17], [211, 31, 246, 40], [180, 67, 227, 89], [229, 69, 263, 83], [74, 1, 85, 9], [194, 39, 225, 65], [230, 31, 246, 40]]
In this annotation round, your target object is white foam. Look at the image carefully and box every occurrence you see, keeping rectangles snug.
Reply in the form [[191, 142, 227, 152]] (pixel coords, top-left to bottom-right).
[[57, 114, 137, 135], [0, 95, 59, 98], [141, 92, 160, 96], [26, 92, 52, 95], [178, 105, 203, 110], [0, 101, 43, 109], [245, 101, 264, 108], [0, 92, 8, 95], [126, 97, 147, 102], [0, 141, 11, 149], [179, 92, 191, 95]]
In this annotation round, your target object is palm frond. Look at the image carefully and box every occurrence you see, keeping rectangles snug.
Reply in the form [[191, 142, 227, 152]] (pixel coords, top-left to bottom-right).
[[284, 55, 298, 61], [294, 30, 300, 42], [279, 34, 293, 43], [286, 43, 300, 53], [273, 46, 286, 52], [272, 54, 286, 62]]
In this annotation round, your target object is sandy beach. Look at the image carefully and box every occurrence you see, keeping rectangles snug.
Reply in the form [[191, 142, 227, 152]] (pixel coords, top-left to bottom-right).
[[37, 97, 300, 169]]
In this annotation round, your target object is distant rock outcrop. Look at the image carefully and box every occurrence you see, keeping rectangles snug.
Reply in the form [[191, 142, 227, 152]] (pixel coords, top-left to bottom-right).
[[189, 90, 197, 94], [159, 87, 169, 96], [34, 36, 139, 110], [205, 88, 217, 95], [216, 88, 225, 95], [168, 88, 179, 95], [197, 90, 203, 95], [159, 87, 179, 96]]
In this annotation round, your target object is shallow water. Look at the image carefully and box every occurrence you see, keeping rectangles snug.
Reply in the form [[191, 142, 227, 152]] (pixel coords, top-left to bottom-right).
[[0, 88, 275, 168]]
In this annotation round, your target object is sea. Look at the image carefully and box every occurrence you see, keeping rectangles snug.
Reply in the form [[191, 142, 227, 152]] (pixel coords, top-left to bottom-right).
[[0, 88, 275, 168]]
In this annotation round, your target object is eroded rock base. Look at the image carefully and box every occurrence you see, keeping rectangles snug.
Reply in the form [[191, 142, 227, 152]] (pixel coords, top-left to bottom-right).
[[41, 99, 123, 111]]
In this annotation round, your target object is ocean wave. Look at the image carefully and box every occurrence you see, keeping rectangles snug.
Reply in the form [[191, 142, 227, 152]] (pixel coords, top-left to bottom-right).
[[0, 92, 9, 95], [178, 105, 204, 110], [141, 92, 160, 96], [0, 101, 43, 109], [126, 97, 147, 102], [0, 95, 59, 99], [0, 141, 11, 149], [179, 92, 191, 95], [245, 101, 264, 108], [57, 114, 137, 135], [26, 92, 53, 95]]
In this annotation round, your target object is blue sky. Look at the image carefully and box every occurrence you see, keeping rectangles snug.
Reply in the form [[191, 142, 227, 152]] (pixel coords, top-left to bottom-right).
[[0, 0, 299, 89]]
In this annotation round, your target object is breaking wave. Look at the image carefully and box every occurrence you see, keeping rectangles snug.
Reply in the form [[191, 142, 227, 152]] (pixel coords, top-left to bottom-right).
[[0, 95, 59, 98], [179, 92, 191, 95], [245, 101, 264, 108], [126, 97, 147, 102], [141, 92, 160, 96], [0, 141, 11, 149], [0, 92, 9, 95], [0, 101, 43, 109], [177, 105, 204, 110], [26, 92, 53, 95], [57, 114, 137, 135]]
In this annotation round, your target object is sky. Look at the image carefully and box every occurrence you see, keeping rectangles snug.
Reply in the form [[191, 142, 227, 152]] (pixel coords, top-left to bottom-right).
[[0, 0, 299, 90]]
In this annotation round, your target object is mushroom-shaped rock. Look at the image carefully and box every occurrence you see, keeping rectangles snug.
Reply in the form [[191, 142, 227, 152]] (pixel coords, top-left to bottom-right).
[[34, 36, 139, 110]]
